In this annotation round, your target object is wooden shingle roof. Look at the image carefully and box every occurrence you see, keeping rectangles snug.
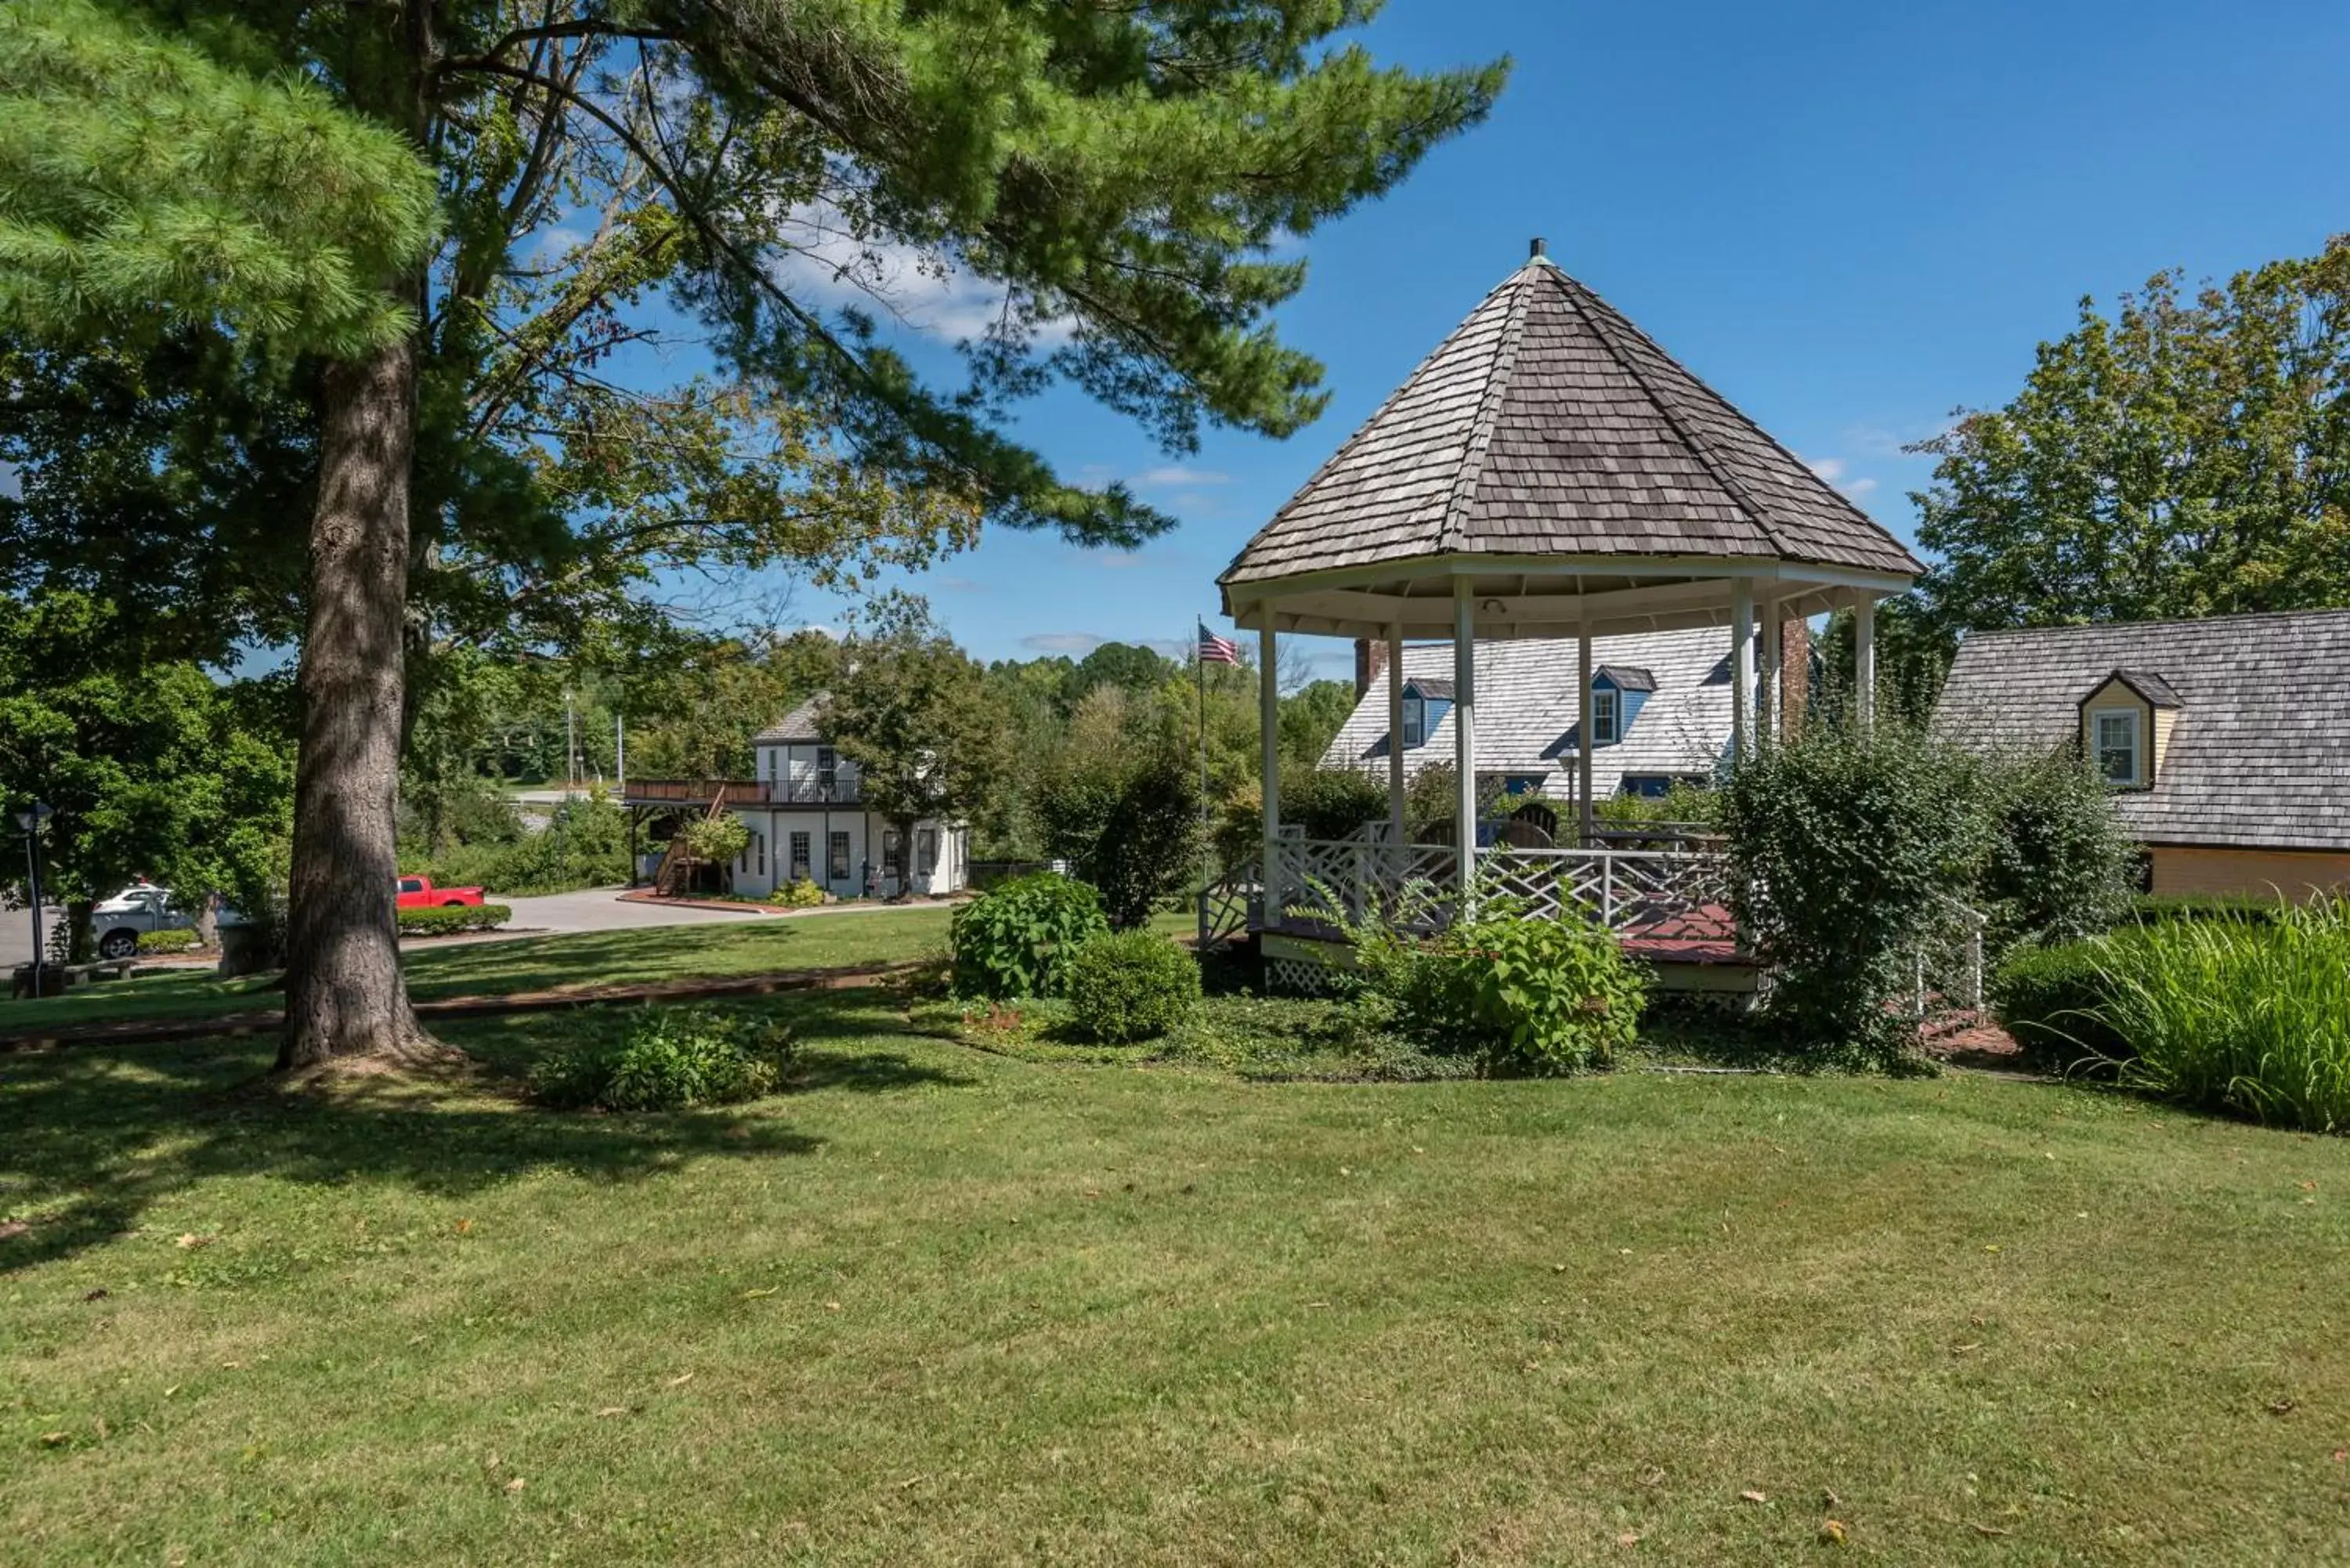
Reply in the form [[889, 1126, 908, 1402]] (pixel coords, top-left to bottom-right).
[[1932, 610, 2350, 852], [1221, 256, 1921, 588]]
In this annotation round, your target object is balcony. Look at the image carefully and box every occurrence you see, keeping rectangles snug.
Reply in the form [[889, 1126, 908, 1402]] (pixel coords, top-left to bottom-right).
[[624, 779, 863, 807]]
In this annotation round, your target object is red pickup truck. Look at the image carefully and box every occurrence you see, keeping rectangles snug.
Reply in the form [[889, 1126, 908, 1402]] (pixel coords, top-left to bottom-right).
[[396, 876, 487, 909]]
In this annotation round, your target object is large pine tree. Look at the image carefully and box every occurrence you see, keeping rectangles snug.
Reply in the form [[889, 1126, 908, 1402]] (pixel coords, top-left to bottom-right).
[[1, 1, 1506, 1068]]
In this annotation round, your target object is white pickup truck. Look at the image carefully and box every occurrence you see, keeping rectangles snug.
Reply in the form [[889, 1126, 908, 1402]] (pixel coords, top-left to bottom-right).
[[91, 885, 196, 959]]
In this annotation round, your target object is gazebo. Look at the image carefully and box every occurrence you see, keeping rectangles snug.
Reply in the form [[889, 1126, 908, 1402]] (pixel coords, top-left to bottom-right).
[[1214, 241, 1922, 965]]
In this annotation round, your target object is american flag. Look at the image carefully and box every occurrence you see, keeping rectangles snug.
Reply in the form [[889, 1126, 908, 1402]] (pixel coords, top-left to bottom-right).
[[1196, 623, 1241, 665]]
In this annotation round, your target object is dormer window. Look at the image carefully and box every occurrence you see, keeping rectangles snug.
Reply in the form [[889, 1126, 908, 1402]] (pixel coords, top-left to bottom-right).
[[2077, 669, 2177, 791], [1592, 685, 1621, 746], [1587, 664, 1653, 748], [2094, 709, 2141, 787], [1401, 694, 1425, 749]]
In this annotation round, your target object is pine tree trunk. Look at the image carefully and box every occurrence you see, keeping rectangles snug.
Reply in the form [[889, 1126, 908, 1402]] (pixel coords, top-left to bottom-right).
[[277, 334, 428, 1070], [275, 0, 435, 1072]]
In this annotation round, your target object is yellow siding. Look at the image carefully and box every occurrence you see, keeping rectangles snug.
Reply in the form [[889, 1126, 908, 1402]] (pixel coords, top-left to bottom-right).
[[2150, 847, 2350, 901], [2152, 706, 2178, 775]]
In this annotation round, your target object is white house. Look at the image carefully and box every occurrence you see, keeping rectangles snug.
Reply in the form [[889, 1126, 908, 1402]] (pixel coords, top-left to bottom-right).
[[624, 693, 970, 899], [1321, 626, 1799, 806]]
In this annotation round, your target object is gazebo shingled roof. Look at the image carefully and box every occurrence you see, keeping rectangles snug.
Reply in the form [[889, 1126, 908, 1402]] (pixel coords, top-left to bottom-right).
[[1217, 252, 1920, 638]]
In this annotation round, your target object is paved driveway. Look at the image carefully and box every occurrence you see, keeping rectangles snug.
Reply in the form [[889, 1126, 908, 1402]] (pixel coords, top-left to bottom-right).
[[0, 889, 743, 970], [497, 888, 757, 934], [0, 905, 63, 970]]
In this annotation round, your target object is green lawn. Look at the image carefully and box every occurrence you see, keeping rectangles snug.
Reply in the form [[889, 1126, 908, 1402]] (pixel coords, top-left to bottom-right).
[[0, 905, 962, 1036], [8, 987, 2350, 1564]]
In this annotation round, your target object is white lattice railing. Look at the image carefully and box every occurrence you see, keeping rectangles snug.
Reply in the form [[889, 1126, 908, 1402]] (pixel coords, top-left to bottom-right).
[[1265, 838, 1735, 945]]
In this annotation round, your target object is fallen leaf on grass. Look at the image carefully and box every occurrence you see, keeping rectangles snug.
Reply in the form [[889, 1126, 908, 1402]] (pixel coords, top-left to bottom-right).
[[2332, 1448, 2347, 1463], [1971, 1523, 2011, 1538], [826, 1301, 841, 1312], [174, 1234, 214, 1250], [595, 1407, 630, 1418], [1640, 1467, 1665, 1488], [1739, 1490, 1768, 1504], [162, 1386, 179, 1399], [1820, 1489, 1842, 1509], [455, 1219, 475, 1235], [663, 1372, 694, 1388], [504, 1477, 525, 1493], [1615, 1530, 1641, 1547], [2269, 1397, 2298, 1416], [1819, 1519, 1847, 1544], [743, 1288, 778, 1299], [40, 1432, 68, 1447]]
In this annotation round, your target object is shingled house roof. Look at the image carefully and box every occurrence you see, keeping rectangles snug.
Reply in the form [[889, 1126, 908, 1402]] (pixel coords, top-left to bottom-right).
[[1931, 610, 2350, 852], [754, 694, 828, 744], [1323, 628, 1732, 800], [1221, 255, 1922, 591]]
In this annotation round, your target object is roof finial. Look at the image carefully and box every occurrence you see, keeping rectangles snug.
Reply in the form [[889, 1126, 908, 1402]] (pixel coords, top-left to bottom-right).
[[1529, 237, 1547, 260]]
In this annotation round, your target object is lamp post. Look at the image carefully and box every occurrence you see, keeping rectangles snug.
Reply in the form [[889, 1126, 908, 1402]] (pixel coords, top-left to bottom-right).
[[14, 800, 52, 999]]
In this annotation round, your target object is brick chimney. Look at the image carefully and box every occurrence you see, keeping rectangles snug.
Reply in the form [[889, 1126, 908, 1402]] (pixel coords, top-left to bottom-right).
[[1779, 616, 1812, 735], [1354, 637, 1389, 699]]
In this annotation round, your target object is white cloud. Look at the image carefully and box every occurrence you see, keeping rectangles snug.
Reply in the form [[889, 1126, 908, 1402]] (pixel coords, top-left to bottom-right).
[[1021, 632, 1103, 654], [1127, 464, 1232, 491], [771, 201, 1072, 345], [1804, 455, 1880, 502]]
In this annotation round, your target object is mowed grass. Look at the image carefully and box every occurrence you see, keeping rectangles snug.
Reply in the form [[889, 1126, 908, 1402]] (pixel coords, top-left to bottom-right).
[[9, 990, 2350, 1564], [0, 905, 962, 1036]]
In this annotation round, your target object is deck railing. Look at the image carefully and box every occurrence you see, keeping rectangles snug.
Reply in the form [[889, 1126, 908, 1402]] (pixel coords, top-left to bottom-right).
[[625, 779, 863, 807], [1262, 837, 1737, 945]]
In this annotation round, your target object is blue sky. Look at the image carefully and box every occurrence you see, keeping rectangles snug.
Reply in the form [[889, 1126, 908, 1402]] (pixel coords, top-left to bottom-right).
[[750, 0, 2350, 681]]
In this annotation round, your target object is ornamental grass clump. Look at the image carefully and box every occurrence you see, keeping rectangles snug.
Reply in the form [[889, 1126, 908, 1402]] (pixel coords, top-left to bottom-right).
[[2093, 900, 2350, 1133]]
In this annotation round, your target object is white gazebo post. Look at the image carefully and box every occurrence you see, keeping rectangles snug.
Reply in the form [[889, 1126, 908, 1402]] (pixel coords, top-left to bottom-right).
[[1576, 606, 1595, 846], [1259, 619, 1281, 916], [1452, 579, 1477, 902], [1758, 591, 1782, 743], [1730, 580, 1756, 758], [1854, 594, 1878, 732], [1386, 623, 1406, 843]]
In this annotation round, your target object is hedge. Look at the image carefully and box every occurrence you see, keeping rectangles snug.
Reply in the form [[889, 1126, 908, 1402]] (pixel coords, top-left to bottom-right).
[[397, 903, 513, 938], [1990, 938, 2137, 1071], [135, 927, 204, 955]]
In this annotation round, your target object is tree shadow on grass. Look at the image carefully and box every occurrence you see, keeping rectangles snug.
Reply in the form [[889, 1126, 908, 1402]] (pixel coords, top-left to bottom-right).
[[0, 987, 967, 1275]]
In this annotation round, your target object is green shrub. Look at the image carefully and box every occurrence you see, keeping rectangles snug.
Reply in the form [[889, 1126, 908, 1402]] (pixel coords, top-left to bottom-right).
[[1974, 749, 2132, 952], [2093, 901, 2350, 1132], [1345, 889, 1647, 1075], [767, 877, 826, 909], [2125, 893, 2291, 927], [1037, 746, 1202, 928], [1064, 932, 1202, 1042], [396, 903, 512, 938], [1992, 938, 2138, 1071], [1284, 766, 1390, 842], [949, 872, 1109, 999], [531, 1006, 795, 1111], [1723, 721, 1982, 1064], [135, 927, 203, 955]]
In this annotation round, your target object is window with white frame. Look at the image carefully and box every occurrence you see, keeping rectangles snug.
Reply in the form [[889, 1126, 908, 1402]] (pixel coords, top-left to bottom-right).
[[816, 745, 837, 794], [1401, 694, 1424, 749], [1592, 685, 1621, 746], [2094, 710, 2142, 786]]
